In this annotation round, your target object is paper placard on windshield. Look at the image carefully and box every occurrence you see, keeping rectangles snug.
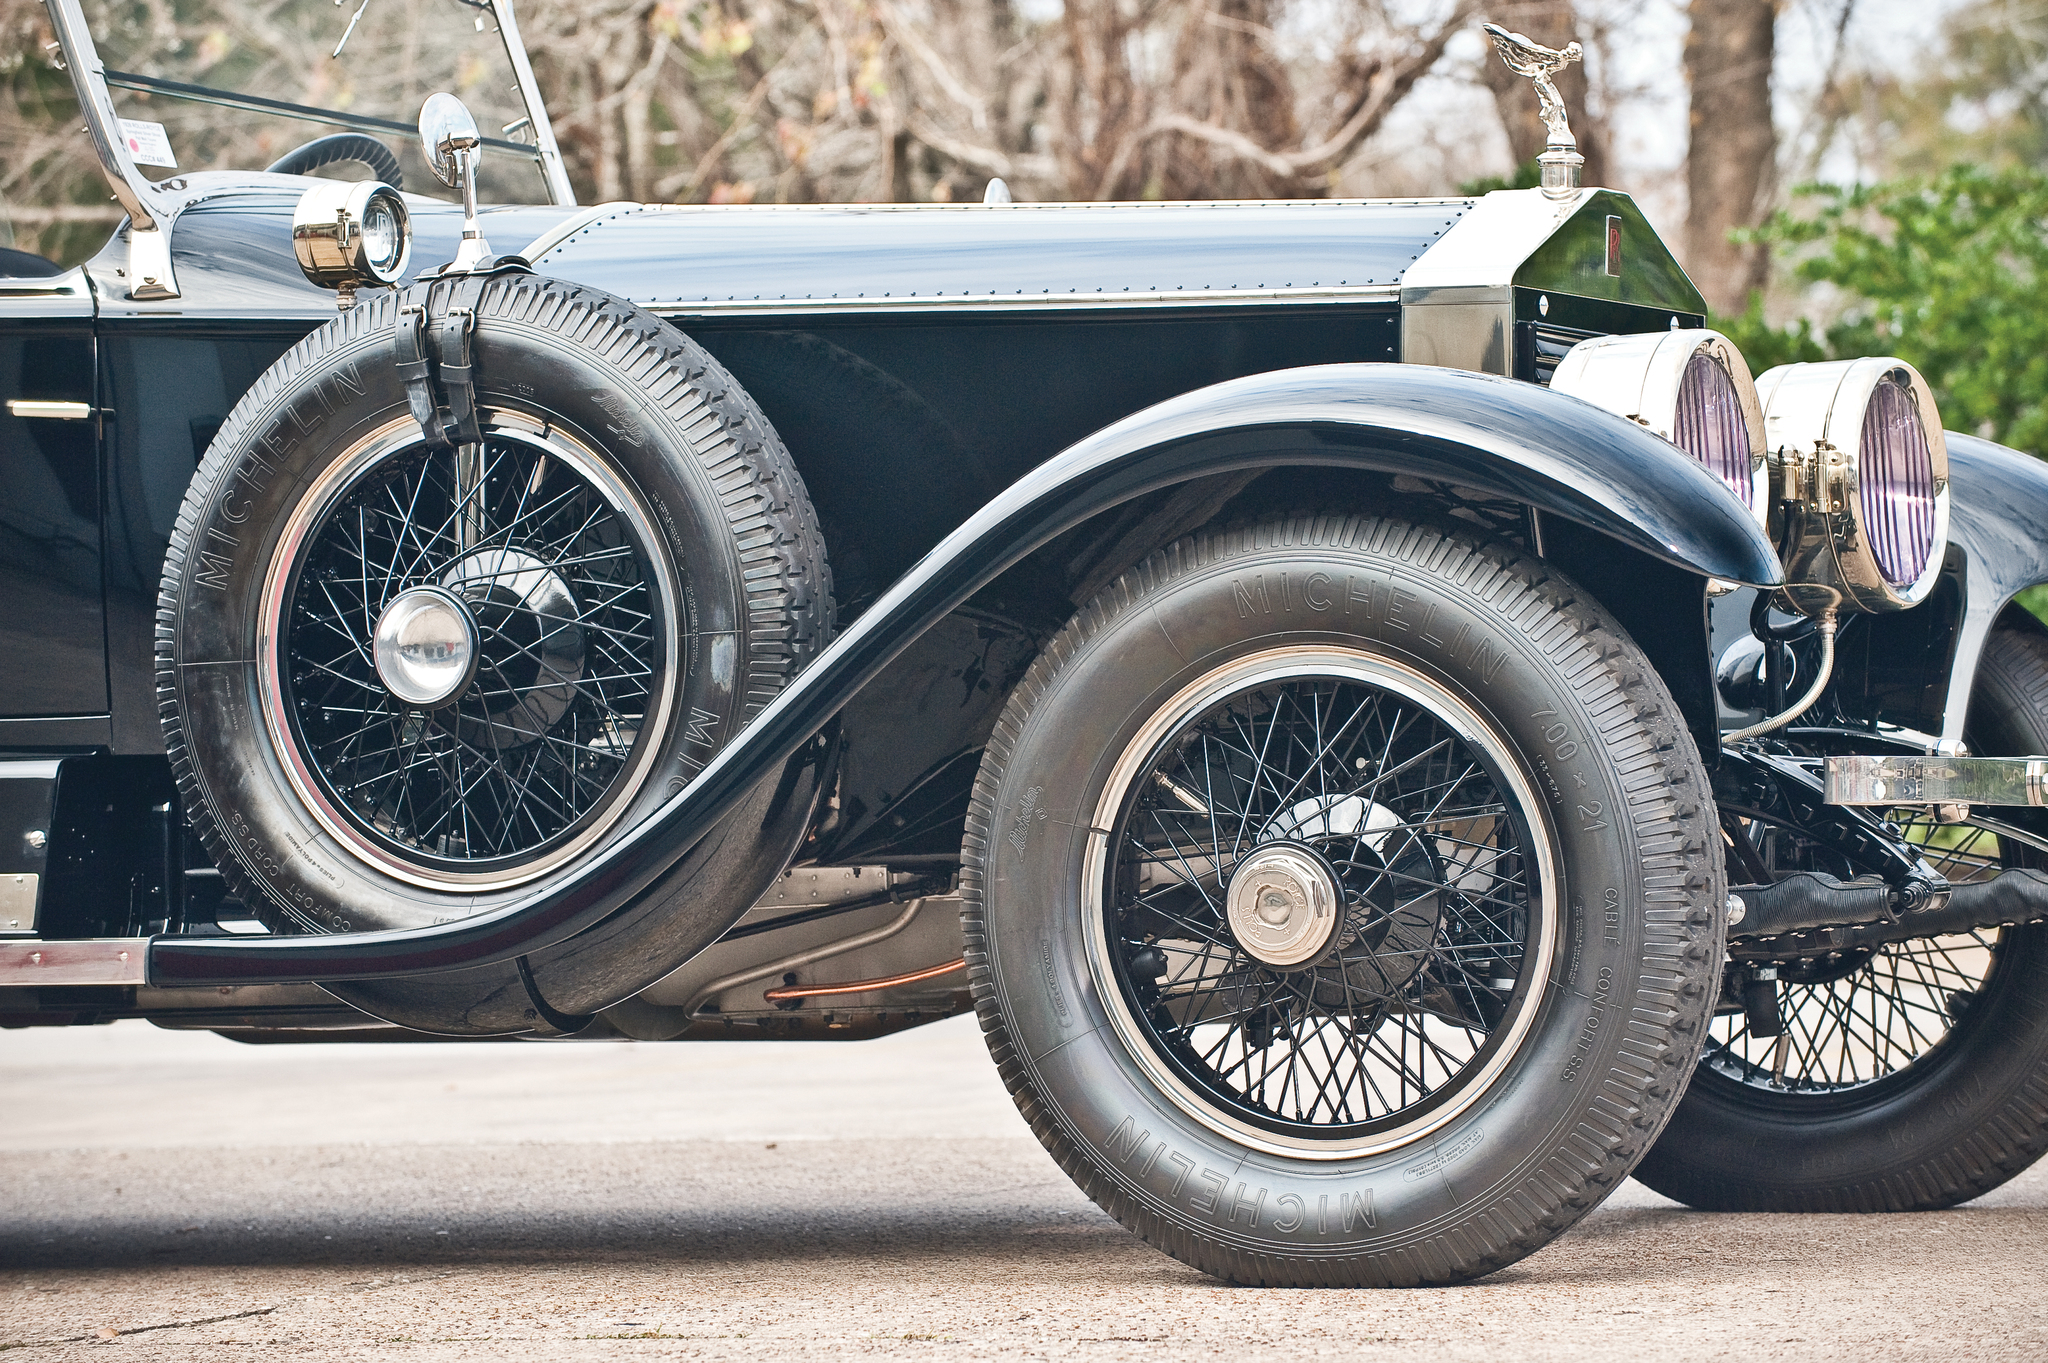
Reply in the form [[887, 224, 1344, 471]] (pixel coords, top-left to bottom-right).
[[117, 119, 177, 169]]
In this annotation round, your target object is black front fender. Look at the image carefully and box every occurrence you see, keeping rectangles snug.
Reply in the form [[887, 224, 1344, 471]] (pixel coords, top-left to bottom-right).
[[1930, 434, 2048, 748], [149, 361, 1780, 989]]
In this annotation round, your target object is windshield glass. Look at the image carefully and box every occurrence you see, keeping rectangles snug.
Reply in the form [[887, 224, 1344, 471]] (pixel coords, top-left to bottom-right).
[[3, 0, 550, 265]]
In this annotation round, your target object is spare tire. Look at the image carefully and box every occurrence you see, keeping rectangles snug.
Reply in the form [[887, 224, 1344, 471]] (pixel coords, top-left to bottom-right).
[[157, 274, 832, 1034]]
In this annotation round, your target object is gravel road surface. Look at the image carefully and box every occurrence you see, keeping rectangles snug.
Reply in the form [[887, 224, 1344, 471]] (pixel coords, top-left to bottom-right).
[[3, 1015, 2044, 1360]]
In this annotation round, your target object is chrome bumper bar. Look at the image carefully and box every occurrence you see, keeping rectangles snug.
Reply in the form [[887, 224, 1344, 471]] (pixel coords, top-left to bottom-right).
[[1825, 755, 2048, 807]]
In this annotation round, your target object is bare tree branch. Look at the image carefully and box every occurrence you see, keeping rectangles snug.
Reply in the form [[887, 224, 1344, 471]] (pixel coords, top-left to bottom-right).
[[873, 0, 989, 130], [655, 55, 786, 201]]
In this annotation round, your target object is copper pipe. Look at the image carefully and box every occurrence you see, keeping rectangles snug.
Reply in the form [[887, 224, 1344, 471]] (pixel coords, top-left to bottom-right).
[[763, 957, 967, 1002]]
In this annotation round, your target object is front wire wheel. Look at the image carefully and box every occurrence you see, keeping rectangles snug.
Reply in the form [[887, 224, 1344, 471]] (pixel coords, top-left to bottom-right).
[[1091, 652, 1554, 1155], [964, 517, 1723, 1287]]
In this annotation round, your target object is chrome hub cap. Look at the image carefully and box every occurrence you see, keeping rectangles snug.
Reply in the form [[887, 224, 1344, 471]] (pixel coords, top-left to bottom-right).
[[1226, 843, 1339, 968], [371, 587, 479, 708]]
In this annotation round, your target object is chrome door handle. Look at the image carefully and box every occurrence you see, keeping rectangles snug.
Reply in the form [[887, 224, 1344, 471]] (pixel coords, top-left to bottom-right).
[[5, 400, 92, 421]]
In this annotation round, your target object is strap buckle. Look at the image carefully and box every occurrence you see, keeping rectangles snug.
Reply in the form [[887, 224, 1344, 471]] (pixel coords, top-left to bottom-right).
[[391, 276, 494, 450]]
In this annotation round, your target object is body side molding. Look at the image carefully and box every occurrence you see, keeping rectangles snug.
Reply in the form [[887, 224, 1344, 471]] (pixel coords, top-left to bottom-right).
[[149, 362, 1780, 988]]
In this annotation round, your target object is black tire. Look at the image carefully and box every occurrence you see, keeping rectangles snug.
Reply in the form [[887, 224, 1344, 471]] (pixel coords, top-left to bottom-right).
[[1636, 625, 2048, 1212], [962, 516, 1723, 1287], [157, 275, 830, 1028]]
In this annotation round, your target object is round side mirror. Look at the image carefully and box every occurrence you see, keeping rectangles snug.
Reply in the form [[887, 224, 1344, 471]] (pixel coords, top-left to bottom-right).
[[419, 92, 482, 189]]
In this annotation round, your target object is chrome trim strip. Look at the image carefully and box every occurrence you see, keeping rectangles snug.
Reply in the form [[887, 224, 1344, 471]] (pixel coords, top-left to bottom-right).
[[632, 196, 1472, 216], [647, 283, 1404, 318], [1826, 755, 2048, 807], [0, 267, 90, 298], [0, 938, 148, 987]]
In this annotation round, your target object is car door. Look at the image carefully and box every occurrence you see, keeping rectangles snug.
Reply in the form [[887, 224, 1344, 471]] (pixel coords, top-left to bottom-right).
[[0, 268, 108, 719]]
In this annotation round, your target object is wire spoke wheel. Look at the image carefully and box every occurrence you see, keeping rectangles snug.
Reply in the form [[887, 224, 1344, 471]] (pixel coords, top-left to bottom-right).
[[261, 418, 677, 890], [1089, 650, 1553, 1150], [1709, 809, 2006, 1093], [971, 520, 1721, 1284]]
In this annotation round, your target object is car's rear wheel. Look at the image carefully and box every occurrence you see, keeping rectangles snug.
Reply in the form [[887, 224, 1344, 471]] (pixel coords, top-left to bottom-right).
[[964, 516, 1723, 1286], [1634, 625, 2048, 1212]]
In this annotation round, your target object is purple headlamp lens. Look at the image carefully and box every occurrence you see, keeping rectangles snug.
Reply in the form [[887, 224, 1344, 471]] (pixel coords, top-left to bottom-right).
[[1858, 376, 1936, 587], [1673, 352, 1753, 509]]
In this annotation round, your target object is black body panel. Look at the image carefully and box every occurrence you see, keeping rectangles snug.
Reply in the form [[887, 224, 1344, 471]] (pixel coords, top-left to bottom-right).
[[77, 306, 1404, 756], [147, 361, 1778, 988]]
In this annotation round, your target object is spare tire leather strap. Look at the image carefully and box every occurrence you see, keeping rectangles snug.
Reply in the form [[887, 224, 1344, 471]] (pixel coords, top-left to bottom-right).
[[393, 298, 444, 449], [434, 275, 487, 448], [391, 264, 529, 450]]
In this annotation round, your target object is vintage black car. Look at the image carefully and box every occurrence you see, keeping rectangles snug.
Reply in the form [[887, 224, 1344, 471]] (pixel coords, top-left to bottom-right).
[[6, 0, 2048, 1288]]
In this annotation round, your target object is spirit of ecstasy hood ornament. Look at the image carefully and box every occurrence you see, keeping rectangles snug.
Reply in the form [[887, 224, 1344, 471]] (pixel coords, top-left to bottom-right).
[[1483, 21, 1585, 201]]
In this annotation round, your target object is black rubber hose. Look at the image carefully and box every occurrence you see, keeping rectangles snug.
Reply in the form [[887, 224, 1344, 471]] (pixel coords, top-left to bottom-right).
[[1732, 871, 1894, 936], [1734, 867, 2048, 941], [266, 133, 403, 191]]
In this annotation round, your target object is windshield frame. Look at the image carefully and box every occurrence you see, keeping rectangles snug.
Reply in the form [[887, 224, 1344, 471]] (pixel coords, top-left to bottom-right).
[[42, 0, 575, 301]]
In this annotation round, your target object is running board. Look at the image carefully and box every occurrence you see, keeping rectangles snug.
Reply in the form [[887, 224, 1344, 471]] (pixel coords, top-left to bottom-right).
[[1826, 755, 2048, 808]]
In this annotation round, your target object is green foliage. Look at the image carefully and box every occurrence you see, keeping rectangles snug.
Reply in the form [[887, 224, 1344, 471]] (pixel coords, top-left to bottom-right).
[[1716, 165, 2048, 456], [1458, 159, 1542, 197], [2016, 583, 2048, 627], [1715, 293, 1828, 374]]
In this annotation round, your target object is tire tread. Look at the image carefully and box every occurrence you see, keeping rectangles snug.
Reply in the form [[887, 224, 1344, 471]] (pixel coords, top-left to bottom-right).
[[960, 514, 1721, 1286]]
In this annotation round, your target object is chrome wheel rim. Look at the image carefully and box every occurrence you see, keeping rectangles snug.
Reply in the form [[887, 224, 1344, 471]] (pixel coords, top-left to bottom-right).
[[257, 413, 679, 892], [1083, 646, 1560, 1160], [1711, 809, 2008, 1092]]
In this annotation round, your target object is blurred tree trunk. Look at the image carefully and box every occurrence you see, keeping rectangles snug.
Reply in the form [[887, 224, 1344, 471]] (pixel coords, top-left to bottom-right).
[[1480, 1, 1608, 188], [1686, 0, 1776, 314]]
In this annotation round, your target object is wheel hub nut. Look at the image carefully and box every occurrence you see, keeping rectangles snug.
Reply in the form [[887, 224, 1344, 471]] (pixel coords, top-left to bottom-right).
[[1226, 843, 1340, 968], [372, 586, 479, 707]]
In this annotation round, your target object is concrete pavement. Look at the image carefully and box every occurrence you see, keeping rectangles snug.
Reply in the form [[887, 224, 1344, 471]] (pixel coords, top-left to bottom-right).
[[3, 1016, 2044, 1360]]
